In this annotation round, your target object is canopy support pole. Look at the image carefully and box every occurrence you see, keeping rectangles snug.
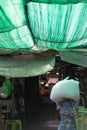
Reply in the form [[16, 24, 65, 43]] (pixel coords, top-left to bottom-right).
[[24, 76, 40, 129]]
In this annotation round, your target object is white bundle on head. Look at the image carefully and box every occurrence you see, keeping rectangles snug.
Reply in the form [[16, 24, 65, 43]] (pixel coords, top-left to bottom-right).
[[50, 77, 80, 103]]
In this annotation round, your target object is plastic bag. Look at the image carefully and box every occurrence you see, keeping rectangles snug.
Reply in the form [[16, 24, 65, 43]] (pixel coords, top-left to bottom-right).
[[0, 78, 14, 98], [50, 78, 80, 103]]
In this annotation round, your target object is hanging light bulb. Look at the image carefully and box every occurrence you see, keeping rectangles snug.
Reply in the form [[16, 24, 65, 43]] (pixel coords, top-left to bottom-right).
[[56, 72, 59, 75]]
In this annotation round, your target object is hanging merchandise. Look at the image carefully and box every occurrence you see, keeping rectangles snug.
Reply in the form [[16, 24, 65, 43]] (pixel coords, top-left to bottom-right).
[[0, 78, 14, 98]]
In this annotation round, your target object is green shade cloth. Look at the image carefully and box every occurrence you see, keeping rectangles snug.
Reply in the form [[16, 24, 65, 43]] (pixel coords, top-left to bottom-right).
[[59, 49, 87, 67], [0, 55, 55, 77], [0, 25, 34, 50], [0, 2, 87, 54], [28, 2, 87, 50], [25, 0, 87, 4], [0, 46, 48, 55], [0, 0, 87, 77], [0, 0, 27, 32]]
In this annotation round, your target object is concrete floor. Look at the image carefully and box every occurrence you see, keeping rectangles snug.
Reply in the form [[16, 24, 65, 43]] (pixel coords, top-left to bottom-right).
[[25, 103, 60, 130], [0, 102, 60, 130]]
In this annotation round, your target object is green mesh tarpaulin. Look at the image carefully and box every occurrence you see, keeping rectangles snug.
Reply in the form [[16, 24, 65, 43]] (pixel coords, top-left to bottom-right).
[[0, 0, 27, 31], [0, 0, 87, 76], [28, 2, 87, 50], [59, 49, 87, 67], [0, 55, 55, 77], [4, 0, 86, 5], [0, 1, 87, 54], [0, 25, 34, 49], [25, 0, 87, 4]]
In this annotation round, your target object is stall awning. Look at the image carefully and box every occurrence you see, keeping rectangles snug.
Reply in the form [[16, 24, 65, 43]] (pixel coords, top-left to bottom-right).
[[0, 55, 55, 77], [0, 1, 87, 54], [0, 0, 87, 77], [59, 49, 87, 67]]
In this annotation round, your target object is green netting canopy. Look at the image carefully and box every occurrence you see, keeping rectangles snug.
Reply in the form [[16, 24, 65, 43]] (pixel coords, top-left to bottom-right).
[[59, 49, 87, 67], [0, 0, 87, 77], [0, 1, 87, 53]]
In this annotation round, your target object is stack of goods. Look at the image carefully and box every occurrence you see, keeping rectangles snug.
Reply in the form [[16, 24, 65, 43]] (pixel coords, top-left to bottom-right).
[[75, 106, 87, 130]]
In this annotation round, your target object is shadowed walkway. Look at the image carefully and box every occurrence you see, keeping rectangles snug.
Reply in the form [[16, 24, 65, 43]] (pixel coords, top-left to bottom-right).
[[24, 103, 60, 130]]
